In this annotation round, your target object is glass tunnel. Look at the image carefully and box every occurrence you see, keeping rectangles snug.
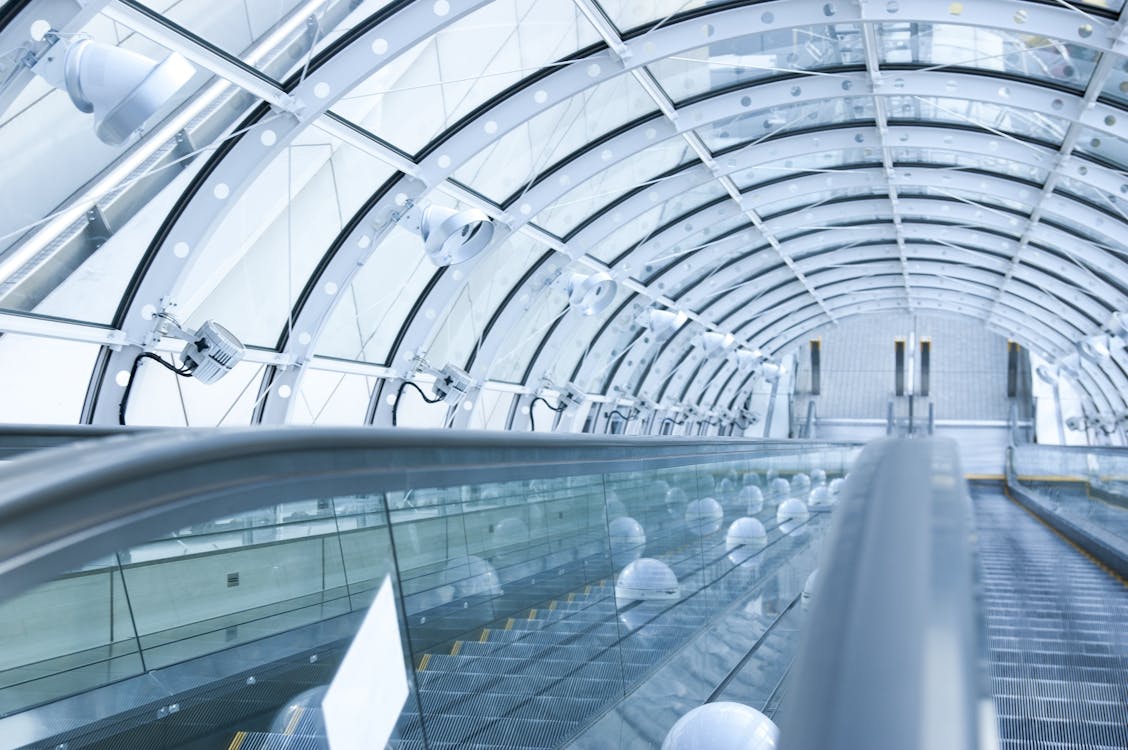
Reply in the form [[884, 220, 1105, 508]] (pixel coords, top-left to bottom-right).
[[3, 0, 1128, 748]]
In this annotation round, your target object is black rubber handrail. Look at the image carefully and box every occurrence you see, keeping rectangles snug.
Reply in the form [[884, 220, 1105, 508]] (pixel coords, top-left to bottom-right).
[[0, 427, 856, 603]]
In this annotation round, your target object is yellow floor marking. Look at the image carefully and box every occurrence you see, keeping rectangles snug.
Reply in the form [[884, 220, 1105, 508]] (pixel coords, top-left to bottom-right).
[[1012, 475, 1084, 483], [567, 593, 575, 603], [584, 585, 591, 594], [450, 641, 462, 656], [479, 629, 490, 642], [284, 706, 305, 735], [228, 732, 246, 750], [549, 601, 557, 611], [528, 608, 537, 620], [418, 653, 431, 671], [505, 618, 514, 630], [965, 474, 1005, 481]]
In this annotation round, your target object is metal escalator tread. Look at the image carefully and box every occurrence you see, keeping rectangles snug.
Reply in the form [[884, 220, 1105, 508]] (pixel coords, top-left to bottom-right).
[[973, 488, 1128, 750]]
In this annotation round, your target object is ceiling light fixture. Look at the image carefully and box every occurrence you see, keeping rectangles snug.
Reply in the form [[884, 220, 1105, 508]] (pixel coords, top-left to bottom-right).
[[639, 308, 688, 339], [29, 32, 195, 145], [699, 331, 736, 358], [566, 271, 617, 316], [405, 204, 495, 267]]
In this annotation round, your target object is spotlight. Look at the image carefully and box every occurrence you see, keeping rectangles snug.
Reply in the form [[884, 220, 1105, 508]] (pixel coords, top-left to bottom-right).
[[639, 308, 688, 339], [431, 363, 475, 404], [157, 316, 245, 384], [566, 271, 617, 315], [1080, 334, 1112, 363], [1065, 415, 1087, 432], [699, 331, 736, 358], [734, 349, 761, 371], [30, 33, 195, 145], [760, 361, 782, 383], [1059, 352, 1081, 380], [1108, 311, 1128, 339], [1035, 364, 1058, 385], [406, 204, 495, 266]]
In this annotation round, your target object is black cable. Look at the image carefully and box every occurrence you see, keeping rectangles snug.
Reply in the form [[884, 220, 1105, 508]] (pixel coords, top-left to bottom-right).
[[604, 408, 638, 421], [392, 379, 444, 427], [528, 395, 566, 432], [119, 352, 193, 425]]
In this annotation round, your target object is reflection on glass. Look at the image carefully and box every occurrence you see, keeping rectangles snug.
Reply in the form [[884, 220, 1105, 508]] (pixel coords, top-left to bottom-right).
[[0, 448, 856, 748], [650, 25, 863, 102]]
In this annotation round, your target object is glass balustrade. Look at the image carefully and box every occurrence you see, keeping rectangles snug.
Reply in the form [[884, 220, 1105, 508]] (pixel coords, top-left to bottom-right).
[[0, 441, 855, 750]]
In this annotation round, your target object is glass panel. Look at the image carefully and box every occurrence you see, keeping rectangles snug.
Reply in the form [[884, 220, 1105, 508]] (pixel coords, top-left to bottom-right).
[[698, 95, 875, 152], [0, 335, 100, 424], [454, 74, 658, 203], [755, 182, 888, 219], [730, 144, 876, 184], [640, 215, 753, 284], [426, 234, 557, 369], [1012, 446, 1128, 552], [533, 139, 694, 236], [1, 440, 858, 746], [467, 385, 515, 429], [135, 0, 395, 79], [481, 279, 577, 384], [544, 296, 640, 389], [1075, 127, 1128, 170], [290, 368, 375, 424], [1055, 173, 1121, 212], [11, 167, 205, 325], [313, 192, 478, 367], [885, 95, 1069, 144], [891, 144, 1049, 183], [332, 0, 601, 155], [180, 117, 396, 348], [649, 25, 864, 102], [121, 358, 268, 426], [0, 562, 142, 715], [1101, 56, 1128, 105], [877, 23, 1095, 90], [593, 181, 729, 264], [598, 0, 722, 32], [919, 184, 1039, 215]]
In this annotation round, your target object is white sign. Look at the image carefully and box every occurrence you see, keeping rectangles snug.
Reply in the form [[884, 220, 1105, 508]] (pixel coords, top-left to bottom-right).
[[322, 575, 410, 750]]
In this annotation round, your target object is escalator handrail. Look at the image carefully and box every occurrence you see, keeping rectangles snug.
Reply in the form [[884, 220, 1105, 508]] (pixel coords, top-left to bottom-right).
[[0, 423, 158, 459], [778, 437, 984, 750], [0, 426, 856, 603]]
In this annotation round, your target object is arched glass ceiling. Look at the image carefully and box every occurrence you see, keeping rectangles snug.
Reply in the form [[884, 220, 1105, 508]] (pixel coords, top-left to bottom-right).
[[2, 0, 1128, 429]]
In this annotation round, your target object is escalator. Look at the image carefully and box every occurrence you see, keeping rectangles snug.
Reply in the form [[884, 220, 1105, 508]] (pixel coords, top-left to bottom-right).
[[973, 487, 1128, 750], [7, 430, 1128, 749], [0, 429, 852, 750]]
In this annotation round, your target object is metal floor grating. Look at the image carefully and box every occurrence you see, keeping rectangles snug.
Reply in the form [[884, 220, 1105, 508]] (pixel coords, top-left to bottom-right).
[[973, 488, 1128, 750]]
